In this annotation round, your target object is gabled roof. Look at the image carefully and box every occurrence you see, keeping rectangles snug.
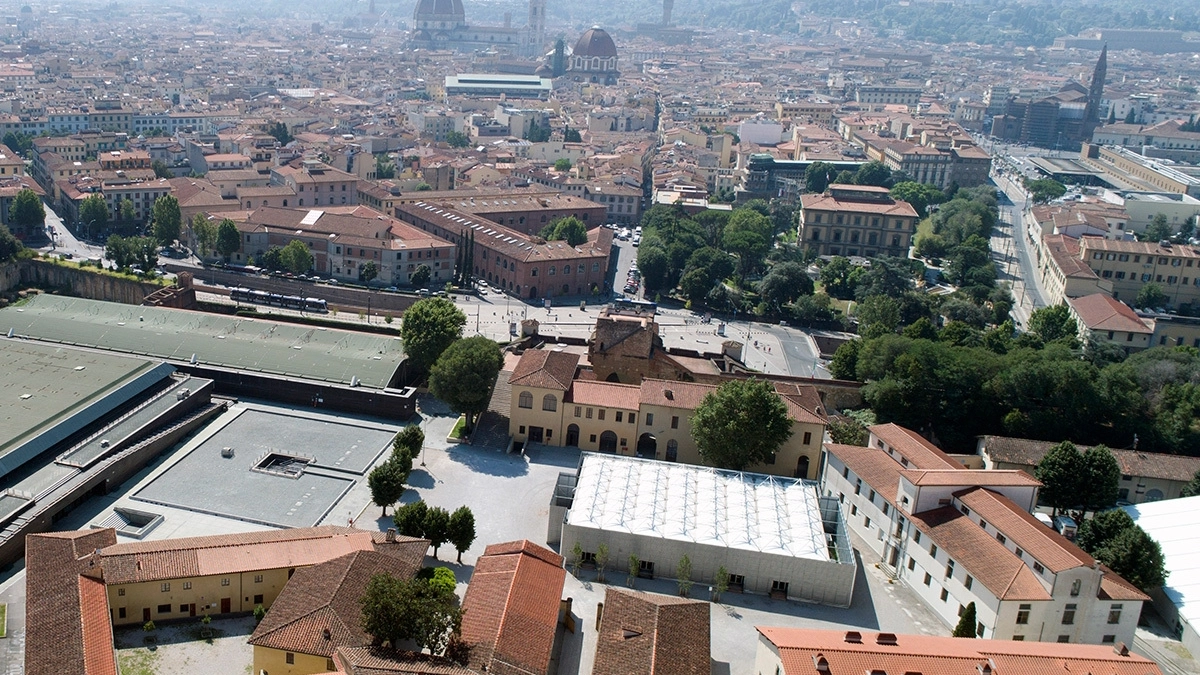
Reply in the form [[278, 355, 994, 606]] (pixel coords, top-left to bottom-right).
[[459, 540, 566, 675], [1068, 294, 1151, 333], [99, 526, 378, 584], [593, 588, 710, 675], [508, 349, 581, 391], [869, 423, 962, 470], [567, 380, 641, 411], [979, 435, 1200, 483], [25, 528, 119, 675], [335, 646, 479, 675], [954, 486, 1095, 574], [758, 627, 1163, 675], [824, 442, 906, 506], [248, 546, 427, 657], [908, 503, 1052, 601], [899, 469, 1041, 488]]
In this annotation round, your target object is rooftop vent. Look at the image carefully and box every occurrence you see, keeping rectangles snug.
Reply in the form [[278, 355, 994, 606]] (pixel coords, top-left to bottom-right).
[[844, 631, 862, 644], [664, 389, 673, 400], [813, 655, 830, 673], [876, 633, 898, 646], [1114, 642, 1130, 656]]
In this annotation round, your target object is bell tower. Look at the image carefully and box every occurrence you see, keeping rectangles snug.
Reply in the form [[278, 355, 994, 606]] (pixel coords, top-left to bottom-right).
[[526, 0, 546, 57]]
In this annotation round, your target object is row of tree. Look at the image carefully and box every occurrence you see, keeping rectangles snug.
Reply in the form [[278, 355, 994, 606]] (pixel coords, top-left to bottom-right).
[[393, 500, 476, 563]]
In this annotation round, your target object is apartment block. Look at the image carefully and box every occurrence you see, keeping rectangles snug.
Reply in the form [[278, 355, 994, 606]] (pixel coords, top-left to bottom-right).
[[1079, 238, 1200, 308], [799, 184, 918, 258]]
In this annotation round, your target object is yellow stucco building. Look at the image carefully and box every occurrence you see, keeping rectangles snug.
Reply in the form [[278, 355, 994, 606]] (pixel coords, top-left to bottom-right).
[[508, 349, 828, 479]]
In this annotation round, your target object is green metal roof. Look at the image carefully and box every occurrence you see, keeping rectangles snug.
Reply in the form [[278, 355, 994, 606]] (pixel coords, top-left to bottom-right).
[[0, 295, 405, 390]]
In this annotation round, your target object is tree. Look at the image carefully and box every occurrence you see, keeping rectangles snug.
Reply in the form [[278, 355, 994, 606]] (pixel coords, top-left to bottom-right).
[[79, 194, 109, 239], [627, 554, 639, 588], [553, 158, 571, 171], [854, 160, 893, 188], [401, 297, 467, 373], [1025, 178, 1067, 204], [1182, 469, 1200, 498], [280, 239, 314, 274], [394, 425, 425, 460], [828, 416, 869, 446], [759, 262, 814, 310], [3, 131, 33, 157], [0, 223, 22, 263], [423, 506, 451, 559], [1135, 283, 1167, 309], [691, 378, 793, 471], [267, 122, 293, 145], [1125, 108, 1137, 124], [216, 219, 241, 261], [1143, 213, 1172, 242], [359, 260, 379, 284], [542, 216, 588, 247], [447, 506, 475, 564], [359, 573, 463, 654], [415, 183, 433, 191], [151, 195, 181, 247], [712, 566, 729, 603], [1028, 304, 1078, 344], [1077, 509, 1167, 592], [676, 555, 693, 597], [805, 161, 835, 194], [120, 199, 136, 225], [723, 208, 772, 280], [1035, 441, 1084, 515], [953, 602, 977, 638], [1076, 508, 1135, 552], [188, 213, 217, 255], [595, 543, 610, 583], [151, 159, 173, 179], [394, 500, 428, 538], [428, 336, 503, 432], [368, 460, 407, 517], [637, 247, 669, 293], [890, 182, 945, 219], [411, 264, 432, 287], [9, 189, 44, 229], [856, 295, 901, 339], [375, 155, 396, 179], [1078, 445, 1121, 515], [105, 235, 134, 271], [833, 170, 856, 185], [820, 256, 856, 299], [524, 123, 551, 143], [829, 339, 861, 380], [445, 131, 470, 148]]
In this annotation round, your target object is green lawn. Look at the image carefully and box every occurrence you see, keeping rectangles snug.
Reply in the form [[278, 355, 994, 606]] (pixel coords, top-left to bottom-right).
[[117, 649, 159, 675], [449, 416, 468, 440], [0, 603, 6, 638]]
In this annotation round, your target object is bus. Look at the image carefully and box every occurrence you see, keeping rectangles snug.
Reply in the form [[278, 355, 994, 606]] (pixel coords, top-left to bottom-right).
[[230, 287, 328, 313]]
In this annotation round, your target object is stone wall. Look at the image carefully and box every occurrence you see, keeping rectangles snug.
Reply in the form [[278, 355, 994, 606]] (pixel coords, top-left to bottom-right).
[[0, 261, 17, 293], [19, 259, 162, 305]]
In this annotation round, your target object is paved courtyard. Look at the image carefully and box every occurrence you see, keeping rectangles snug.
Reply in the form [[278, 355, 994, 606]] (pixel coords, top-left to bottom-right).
[[113, 615, 255, 675]]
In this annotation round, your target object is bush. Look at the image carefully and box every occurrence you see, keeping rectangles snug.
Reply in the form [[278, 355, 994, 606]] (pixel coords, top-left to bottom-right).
[[143, 620, 156, 632], [253, 604, 266, 624]]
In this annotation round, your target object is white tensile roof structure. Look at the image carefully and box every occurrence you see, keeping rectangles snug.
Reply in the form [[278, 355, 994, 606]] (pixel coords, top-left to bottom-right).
[[567, 453, 829, 560], [1123, 496, 1200, 629]]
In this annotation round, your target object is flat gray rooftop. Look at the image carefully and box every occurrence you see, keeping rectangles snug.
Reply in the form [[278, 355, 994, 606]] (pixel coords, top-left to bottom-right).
[[0, 338, 162, 473], [0, 295, 405, 389], [131, 408, 395, 528]]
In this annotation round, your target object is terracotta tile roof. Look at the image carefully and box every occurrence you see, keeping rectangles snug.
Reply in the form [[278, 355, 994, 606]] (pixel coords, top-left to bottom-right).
[[1043, 234, 1098, 279], [248, 547, 427, 657], [1099, 565, 1151, 602], [459, 540, 566, 675], [954, 487, 1094, 574], [909, 504, 1052, 601], [566, 380, 641, 410], [1082, 238, 1200, 260], [79, 577, 118, 675], [592, 588, 710, 675], [335, 646, 479, 675], [637, 378, 717, 410], [508, 349, 580, 391], [99, 526, 377, 584], [824, 443, 906, 506], [899, 469, 1041, 487], [979, 435, 1200, 483], [772, 382, 829, 425], [869, 423, 962, 470], [25, 528, 118, 675], [758, 627, 1163, 675], [1068, 294, 1151, 333], [800, 189, 919, 217]]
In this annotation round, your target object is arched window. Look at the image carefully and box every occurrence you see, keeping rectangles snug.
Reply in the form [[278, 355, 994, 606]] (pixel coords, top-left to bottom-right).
[[542, 394, 557, 412], [518, 391, 533, 409]]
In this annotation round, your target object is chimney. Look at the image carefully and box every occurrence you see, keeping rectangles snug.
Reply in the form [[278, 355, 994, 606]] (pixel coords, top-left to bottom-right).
[[386, 528, 396, 542]]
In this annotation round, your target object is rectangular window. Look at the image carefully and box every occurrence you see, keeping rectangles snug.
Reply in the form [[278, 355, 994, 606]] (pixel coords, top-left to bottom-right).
[[965, 575, 973, 590], [1015, 548, 1023, 559], [180, 604, 188, 613], [286, 653, 295, 665], [254, 594, 264, 604], [908, 558, 916, 571], [586, 408, 593, 419], [1108, 605, 1122, 624], [1033, 562, 1044, 574], [118, 607, 126, 619], [183, 582, 192, 590], [1016, 604, 1031, 625], [628, 413, 636, 424], [1063, 604, 1076, 625], [803, 431, 812, 444], [157, 604, 171, 614], [855, 479, 862, 495], [945, 560, 955, 579], [598, 409, 605, 421], [914, 531, 921, 544], [671, 416, 679, 429], [923, 573, 931, 586], [940, 588, 949, 602], [1102, 635, 1116, 644], [1012, 635, 1025, 641], [850, 504, 858, 516], [864, 516, 871, 528], [930, 544, 938, 558], [868, 489, 876, 502], [118, 588, 125, 596], [222, 578, 230, 586], [254, 574, 263, 583], [645, 413, 654, 425], [161, 583, 170, 592], [575, 406, 581, 417], [1057, 635, 1070, 643]]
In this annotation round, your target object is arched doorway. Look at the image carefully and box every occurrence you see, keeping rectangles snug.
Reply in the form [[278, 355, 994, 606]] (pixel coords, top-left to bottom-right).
[[605, 372, 621, 383], [566, 424, 580, 447], [636, 433, 657, 459], [599, 431, 618, 453], [528, 286, 538, 299], [795, 455, 810, 480]]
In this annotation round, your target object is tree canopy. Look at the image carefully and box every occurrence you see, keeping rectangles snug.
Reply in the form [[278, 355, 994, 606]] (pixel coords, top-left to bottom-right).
[[447, 506, 476, 564], [359, 572, 462, 654], [368, 460, 408, 517], [0, 223, 23, 263], [540, 216, 588, 247], [79, 195, 109, 238], [890, 182, 945, 219], [1025, 178, 1067, 204], [151, 195, 182, 247], [9, 189, 44, 228], [401, 297, 466, 373], [1028, 304, 1078, 345], [216, 219, 240, 260], [952, 602, 977, 638], [758, 261, 814, 310], [1076, 509, 1168, 592], [427, 336, 503, 432], [690, 378, 793, 471]]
